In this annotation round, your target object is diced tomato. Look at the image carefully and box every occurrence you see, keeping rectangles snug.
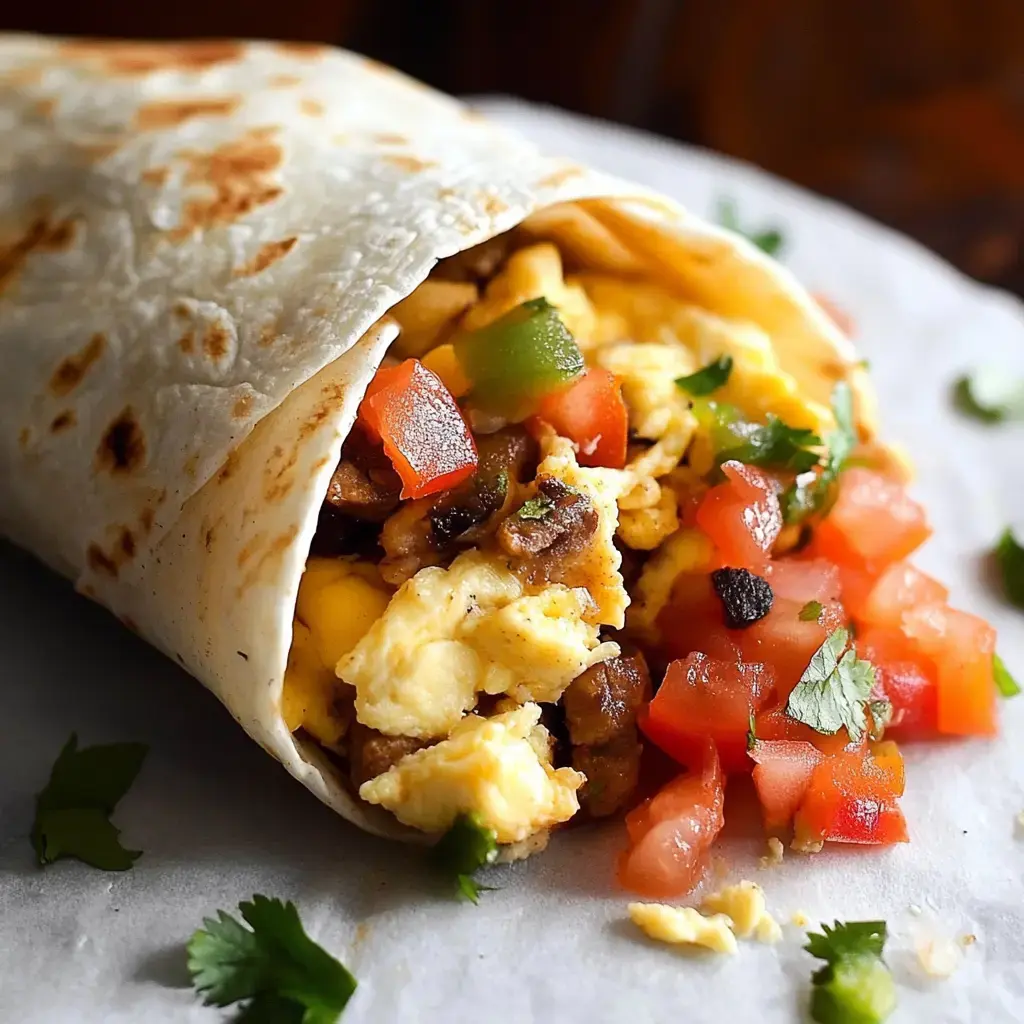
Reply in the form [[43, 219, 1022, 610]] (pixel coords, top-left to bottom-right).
[[641, 652, 775, 774], [794, 750, 909, 847], [812, 468, 931, 570], [749, 739, 823, 832], [358, 359, 478, 499], [869, 740, 906, 795], [657, 572, 742, 663], [766, 558, 841, 604], [695, 461, 782, 571], [902, 603, 998, 736], [834, 562, 878, 621], [618, 740, 725, 898], [755, 702, 865, 756], [535, 367, 628, 469], [857, 626, 938, 738], [736, 597, 847, 699], [858, 562, 948, 628]]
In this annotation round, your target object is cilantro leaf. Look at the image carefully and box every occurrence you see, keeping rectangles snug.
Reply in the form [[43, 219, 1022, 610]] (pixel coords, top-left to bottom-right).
[[716, 416, 822, 473], [431, 813, 499, 903], [32, 733, 147, 870], [517, 494, 556, 520], [717, 198, 785, 256], [993, 653, 1021, 698], [953, 370, 1024, 424], [785, 628, 876, 743], [676, 355, 734, 397], [995, 528, 1024, 609], [782, 382, 858, 524], [805, 921, 895, 1024], [746, 712, 757, 751], [799, 600, 824, 622], [188, 895, 356, 1024], [868, 699, 893, 741]]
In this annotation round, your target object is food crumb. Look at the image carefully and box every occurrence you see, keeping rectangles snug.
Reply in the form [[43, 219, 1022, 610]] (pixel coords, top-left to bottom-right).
[[908, 904, 923, 916], [791, 910, 810, 927], [628, 902, 737, 955], [1015, 811, 1024, 834], [916, 937, 961, 979], [960, 934, 977, 947], [754, 913, 783, 945], [760, 836, 784, 868], [790, 836, 824, 855]]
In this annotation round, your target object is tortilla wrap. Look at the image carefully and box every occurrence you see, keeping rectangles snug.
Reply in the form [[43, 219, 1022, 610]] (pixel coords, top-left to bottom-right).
[[0, 35, 871, 838]]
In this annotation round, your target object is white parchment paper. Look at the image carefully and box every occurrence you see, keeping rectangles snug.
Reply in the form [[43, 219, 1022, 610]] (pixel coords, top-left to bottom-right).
[[2, 99, 1023, 1024]]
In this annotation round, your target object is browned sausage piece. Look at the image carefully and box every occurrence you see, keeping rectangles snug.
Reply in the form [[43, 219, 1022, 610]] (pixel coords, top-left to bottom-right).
[[572, 736, 643, 819], [349, 721, 428, 789], [562, 651, 652, 747]]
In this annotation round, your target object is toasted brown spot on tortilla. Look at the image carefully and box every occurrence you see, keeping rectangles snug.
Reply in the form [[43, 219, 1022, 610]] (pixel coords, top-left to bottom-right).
[[173, 301, 192, 319], [203, 324, 230, 361], [50, 333, 105, 396], [437, 187, 456, 200], [135, 96, 241, 131], [50, 410, 76, 433], [76, 140, 121, 163], [141, 166, 170, 186], [234, 236, 298, 277], [61, 40, 244, 76], [479, 192, 509, 217], [33, 98, 56, 118], [311, 455, 330, 472], [236, 531, 266, 567], [86, 543, 118, 578], [140, 507, 155, 533], [171, 130, 285, 238], [276, 41, 326, 58], [204, 525, 215, 551], [299, 98, 325, 117], [237, 526, 299, 595], [269, 74, 301, 87], [383, 154, 437, 173], [232, 394, 253, 418], [18, 427, 31, 449], [296, 382, 347, 442], [183, 452, 200, 478], [258, 323, 278, 347], [121, 615, 139, 633], [177, 330, 195, 354], [263, 445, 299, 503], [537, 166, 585, 189], [119, 528, 136, 560], [374, 133, 408, 145], [96, 407, 146, 475], [1, 65, 43, 86], [217, 448, 240, 483], [0, 212, 79, 296]]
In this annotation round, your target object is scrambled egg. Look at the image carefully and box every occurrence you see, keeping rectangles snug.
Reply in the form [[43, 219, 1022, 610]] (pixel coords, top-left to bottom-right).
[[390, 279, 478, 358], [626, 527, 714, 643], [760, 836, 786, 868], [916, 937, 961, 979], [358, 704, 583, 843], [337, 550, 618, 738], [460, 243, 597, 342], [536, 434, 630, 629], [628, 903, 738, 955], [617, 483, 679, 552], [702, 881, 782, 944], [282, 558, 392, 746]]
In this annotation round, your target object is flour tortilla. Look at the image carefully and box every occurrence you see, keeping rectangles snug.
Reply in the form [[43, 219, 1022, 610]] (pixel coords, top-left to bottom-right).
[[0, 35, 871, 838]]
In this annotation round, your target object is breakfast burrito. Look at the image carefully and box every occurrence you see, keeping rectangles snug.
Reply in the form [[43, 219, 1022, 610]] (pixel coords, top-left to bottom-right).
[[6, 35, 994, 882]]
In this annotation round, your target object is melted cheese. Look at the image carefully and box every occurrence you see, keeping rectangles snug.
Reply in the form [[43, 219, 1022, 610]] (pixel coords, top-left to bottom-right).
[[337, 550, 617, 737], [628, 903, 738, 955], [358, 704, 583, 843]]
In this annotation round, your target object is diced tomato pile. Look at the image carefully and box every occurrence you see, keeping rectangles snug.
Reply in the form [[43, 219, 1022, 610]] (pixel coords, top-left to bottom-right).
[[621, 464, 1002, 898]]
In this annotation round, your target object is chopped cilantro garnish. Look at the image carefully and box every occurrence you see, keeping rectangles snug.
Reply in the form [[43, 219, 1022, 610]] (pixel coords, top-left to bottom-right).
[[717, 198, 785, 256], [993, 653, 1021, 698], [995, 528, 1024, 609], [32, 733, 147, 871], [188, 895, 356, 1023], [799, 600, 824, 622], [805, 920, 896, 1024], [785, 628, 876, 743], [746, 712, 757, 751], [517, 494, 555, 520], [953, 370, 1024, 424], [716, 416, 822, 473], [431, 813, 499, 904], [782, 382, 857, 524], [676, 355, 734, 397], [868, 699, 893, 741]]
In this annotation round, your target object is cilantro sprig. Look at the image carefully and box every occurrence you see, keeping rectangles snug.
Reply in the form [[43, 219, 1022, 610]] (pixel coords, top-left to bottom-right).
[[953, 370, 1024, 423], [717, 198, 785, 256], [785, 628, 877, 743], [431, 813, 499, 903], [517, 494, 555, 520], [995, 528, 1024, 609], [805, 920, 896, 1024], [993, 653, 1021, 698], [782, 382, 858, 524], [716, 416, 822, 473], [32, 733, 148, 871], [799, 600, 824, 622], [676, 355, 734, 397], [187, 895, 357, 1023]]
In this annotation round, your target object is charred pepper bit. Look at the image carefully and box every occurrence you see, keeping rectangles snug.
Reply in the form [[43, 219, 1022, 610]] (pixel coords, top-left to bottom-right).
[[711, 567, 774, 629]]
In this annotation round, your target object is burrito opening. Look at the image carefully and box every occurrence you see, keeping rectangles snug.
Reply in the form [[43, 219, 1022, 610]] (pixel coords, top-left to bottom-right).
[[279, 201, 882, 854]]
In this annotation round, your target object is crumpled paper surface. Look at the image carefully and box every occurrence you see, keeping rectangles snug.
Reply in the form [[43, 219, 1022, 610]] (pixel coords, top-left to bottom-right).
[[2, 98, 1023, 1024]]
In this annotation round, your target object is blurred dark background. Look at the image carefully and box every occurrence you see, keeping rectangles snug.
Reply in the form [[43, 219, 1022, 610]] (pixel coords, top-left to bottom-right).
[[8, 0, 1024, 293]]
